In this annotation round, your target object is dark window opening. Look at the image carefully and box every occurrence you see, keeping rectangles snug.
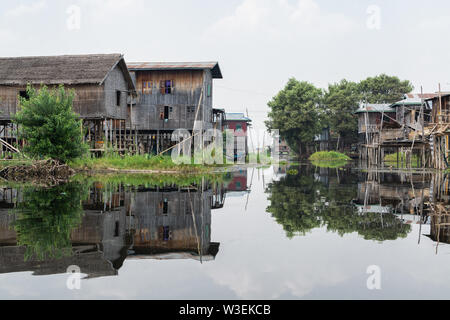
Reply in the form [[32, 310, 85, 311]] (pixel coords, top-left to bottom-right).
[[163, 199, 169, 215], [160, 80, 174, 95], [164, 106, 170, 120], [114, 221, 120, 237], [116, 91, 121, 107], [19, 91, 29, 100]]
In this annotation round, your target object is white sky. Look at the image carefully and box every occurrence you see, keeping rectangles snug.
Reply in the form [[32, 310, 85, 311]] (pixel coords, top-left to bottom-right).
[[1, 0, 450, 130]]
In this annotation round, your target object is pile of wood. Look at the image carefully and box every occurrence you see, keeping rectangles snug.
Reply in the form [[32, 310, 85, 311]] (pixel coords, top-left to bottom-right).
[[0, 160, 75, 185]]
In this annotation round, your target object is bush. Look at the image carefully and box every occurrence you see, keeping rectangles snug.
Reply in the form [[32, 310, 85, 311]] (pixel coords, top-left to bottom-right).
[[14, 85, 87, 163], [309, 151, 351, 161]]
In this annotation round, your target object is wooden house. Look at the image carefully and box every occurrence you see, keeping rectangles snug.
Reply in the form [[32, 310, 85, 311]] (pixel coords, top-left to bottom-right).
[[356, 103, 396, 161], [0, 54, 136, 154], [126, 62, 223, 154]]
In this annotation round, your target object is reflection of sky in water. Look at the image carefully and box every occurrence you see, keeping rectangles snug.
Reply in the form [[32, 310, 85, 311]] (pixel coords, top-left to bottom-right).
[[1, 166, 450, 300]]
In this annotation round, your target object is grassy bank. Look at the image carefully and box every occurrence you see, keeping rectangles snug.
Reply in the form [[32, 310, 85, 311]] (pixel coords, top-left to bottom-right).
[[72, 172, 227, 188], [68, 155, 214, 174], [309, 151, 351, 162]]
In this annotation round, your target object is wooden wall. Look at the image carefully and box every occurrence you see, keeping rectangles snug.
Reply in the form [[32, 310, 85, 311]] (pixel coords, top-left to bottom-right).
[[131, 69, 214, 131], [0, 63, 130, 121], [131, 189, 212, 253]]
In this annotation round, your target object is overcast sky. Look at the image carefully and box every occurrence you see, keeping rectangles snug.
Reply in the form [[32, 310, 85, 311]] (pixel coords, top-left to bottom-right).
[[1, 0, 449, 130]]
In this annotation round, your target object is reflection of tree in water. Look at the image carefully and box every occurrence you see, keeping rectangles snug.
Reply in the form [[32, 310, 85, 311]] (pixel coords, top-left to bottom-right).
[[266, 167, 411, 241], [267, 174, 322, 238], [12, 183, 87, 261]]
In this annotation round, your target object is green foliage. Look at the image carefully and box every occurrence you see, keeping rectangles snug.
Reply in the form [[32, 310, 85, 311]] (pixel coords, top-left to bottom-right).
[[266, 166, 411, 240], [266, 78, 324, 155], [358, 74, 414, 104], [323, 79, 360, 142], [72, 172, 225, 188], [12, 183, 88, 261], [69, 154, 213, 173], [13, 85, 88, 163], [309, 151, 351, 161]]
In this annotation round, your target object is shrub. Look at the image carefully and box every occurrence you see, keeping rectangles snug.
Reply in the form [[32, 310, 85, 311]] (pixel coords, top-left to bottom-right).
[[14, 85, 87, 163]]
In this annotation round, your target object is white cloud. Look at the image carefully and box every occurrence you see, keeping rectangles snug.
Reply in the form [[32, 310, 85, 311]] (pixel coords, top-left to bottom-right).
[[207, 0, 356, 39], [4, 1, 47, 18]]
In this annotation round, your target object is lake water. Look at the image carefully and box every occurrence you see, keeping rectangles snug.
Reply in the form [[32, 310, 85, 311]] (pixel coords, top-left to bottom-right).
[[0, 163, 450, 300]]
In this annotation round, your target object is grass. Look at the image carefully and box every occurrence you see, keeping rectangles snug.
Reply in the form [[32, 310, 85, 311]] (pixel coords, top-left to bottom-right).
[[68, 154, 214, 174], [309, 151, 351, 162], [72, 172, 226, 188]]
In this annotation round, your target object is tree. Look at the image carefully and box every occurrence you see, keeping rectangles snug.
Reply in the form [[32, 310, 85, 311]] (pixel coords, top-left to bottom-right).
[[266, 79, 323, 157], [12, 183, 87, 261], [323, 80, 361, 150], [14, 85, 87, 163], [358, 74, 414, 104], [266, 165, 411, 241]]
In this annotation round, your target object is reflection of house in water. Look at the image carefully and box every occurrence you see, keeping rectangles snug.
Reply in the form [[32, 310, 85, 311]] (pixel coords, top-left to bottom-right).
[[225, 170, 249, 194], [0, 182, 222, 279], [428, 174, 450, 246], [354, 172, 431, 218], [129, 184, 219, 262]]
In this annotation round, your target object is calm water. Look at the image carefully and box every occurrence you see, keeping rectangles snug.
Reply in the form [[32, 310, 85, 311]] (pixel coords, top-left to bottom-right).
[[0, 164, 450, 300]]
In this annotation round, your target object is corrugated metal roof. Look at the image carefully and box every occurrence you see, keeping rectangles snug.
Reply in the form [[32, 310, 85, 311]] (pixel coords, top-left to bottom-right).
[[225, 113, 252, 122], [355, 104, 395, 114], [127, 61, 223, 79], [390, 98, 424, 108], [404, 93, 438, 100]]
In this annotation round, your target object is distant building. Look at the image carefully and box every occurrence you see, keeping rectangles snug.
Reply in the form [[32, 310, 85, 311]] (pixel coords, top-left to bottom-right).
[[224, 113, 252, 161]]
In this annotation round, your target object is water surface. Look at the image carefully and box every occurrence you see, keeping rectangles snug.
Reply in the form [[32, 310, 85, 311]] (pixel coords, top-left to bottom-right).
[[0, 164, 449, 300]]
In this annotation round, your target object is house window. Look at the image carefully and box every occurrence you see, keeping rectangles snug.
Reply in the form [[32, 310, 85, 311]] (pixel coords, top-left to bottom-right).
[[236, 124, 243, 131], [163, 199, 169, 215], [187, 106, 196, 119], [142, 81, 153, 94], [114, 221, 120, 237], [116, 91, 121, 106], [164, 106, 170, 120], [160, 80, 174, 94], [163, 227, 170, 241]]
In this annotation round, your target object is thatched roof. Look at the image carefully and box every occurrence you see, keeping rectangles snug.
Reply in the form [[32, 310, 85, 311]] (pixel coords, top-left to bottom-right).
[[0, 54, 135, 90]]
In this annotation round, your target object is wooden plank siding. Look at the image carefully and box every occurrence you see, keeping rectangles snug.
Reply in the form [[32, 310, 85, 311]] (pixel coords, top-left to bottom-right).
[[0, 64, 129, 121], [130, 69, 214, 131]]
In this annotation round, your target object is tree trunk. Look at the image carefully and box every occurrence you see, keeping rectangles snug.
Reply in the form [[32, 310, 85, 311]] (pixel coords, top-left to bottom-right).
[[336, 134, 341, 152]]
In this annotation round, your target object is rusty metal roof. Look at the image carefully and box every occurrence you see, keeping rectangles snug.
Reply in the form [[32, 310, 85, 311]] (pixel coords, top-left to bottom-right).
[[404, 93, 438, 100], [127, 61, 223, 79]]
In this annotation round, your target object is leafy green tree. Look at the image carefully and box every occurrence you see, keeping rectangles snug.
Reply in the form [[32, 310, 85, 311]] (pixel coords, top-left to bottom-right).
[[266, 166, 411, 241], [358, 74, 414, 104], [266, 79, 324, 157], [14, 85, 87, 163], [12, 183, 88, 261], [323, 80, 361, 149], [266, 172, 323, 238]]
